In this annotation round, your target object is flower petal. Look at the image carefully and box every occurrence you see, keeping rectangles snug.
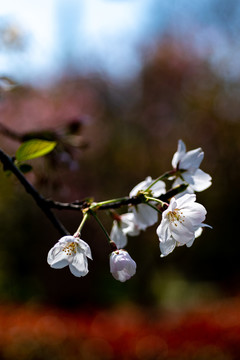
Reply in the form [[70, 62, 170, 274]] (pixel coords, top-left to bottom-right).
[[156, 218, 171, 241], [115, 269, 135, 282], [190, 169, 212, 192], [185, 237, 195, 247], [129, 176, 153, 197], [194, 227, 203, 238], [169, 216, 195, 244], [58, 235, 76, 244], [47, 245, 69, 269], [167, 197, 178, 212], [149, 180, 166, 197], [110, 250, 136, 282], [129, 177, 165, 198], [172, 139, 186, 168], [175, 194, 196, 208], [121, 213, 140, 237], [193, 223, 212, 236], [110, 220, 128, 249], [180, 148, 204, 170], [182, 202, 207, 226], [78, 239, 92, 260], [69, 251, 89, 277], [172, 178, 194, 198], [131, 204, 158, 230], [160, 237, 176, 257], [182, 170, 196, 185]]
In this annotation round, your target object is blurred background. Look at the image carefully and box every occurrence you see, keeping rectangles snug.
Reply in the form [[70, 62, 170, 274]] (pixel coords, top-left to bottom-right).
[[0, 0, 240, 359]]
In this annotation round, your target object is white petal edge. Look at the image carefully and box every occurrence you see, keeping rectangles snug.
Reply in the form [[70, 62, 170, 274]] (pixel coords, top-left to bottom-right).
[[160, 237, 176, 257], [78, 239, 93, 260], [110, 221, 127, 249], [47, 246, 69, 269], [129, 176, 153, 197], [69, 252, 89, 277], [191, 169, 212, 192], [172, 139, 186, 168], [180, 148, 204, 170]]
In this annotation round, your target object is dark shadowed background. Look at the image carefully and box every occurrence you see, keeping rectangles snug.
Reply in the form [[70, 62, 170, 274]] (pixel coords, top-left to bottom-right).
[[0, 1, 239, 359]]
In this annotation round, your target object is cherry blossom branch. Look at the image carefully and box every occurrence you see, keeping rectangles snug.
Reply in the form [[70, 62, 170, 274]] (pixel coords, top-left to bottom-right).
[[45, 183, 187, 212], [45, 138, 212, 281], [0, 147, 187, 238]]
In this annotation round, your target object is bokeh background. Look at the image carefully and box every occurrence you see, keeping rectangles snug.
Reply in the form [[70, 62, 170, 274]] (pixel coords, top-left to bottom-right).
[[0, 0, 240, 359]]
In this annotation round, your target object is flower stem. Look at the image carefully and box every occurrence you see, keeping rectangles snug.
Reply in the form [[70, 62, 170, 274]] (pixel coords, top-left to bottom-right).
[[145, 202, 163, 214], [90, 210, 112, 244], [74, 213, 89, 237], [145, 196, 168, 207], [92, 197, 129, 209], [145, 170, 176, 191]]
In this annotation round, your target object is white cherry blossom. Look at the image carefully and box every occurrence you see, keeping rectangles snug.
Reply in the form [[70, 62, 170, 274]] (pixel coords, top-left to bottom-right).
[[129, 176, 166, 230], [172, 140, 212, 192], [47, 235, 92, 277], [157, 194, 210, 256], [110, 213, 140, 249], [110, 250, 136, 282]]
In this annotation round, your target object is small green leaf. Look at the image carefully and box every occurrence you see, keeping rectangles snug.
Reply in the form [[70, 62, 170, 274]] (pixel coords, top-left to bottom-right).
[[16, 139, 57, 161], [18, 163, 33, 173]]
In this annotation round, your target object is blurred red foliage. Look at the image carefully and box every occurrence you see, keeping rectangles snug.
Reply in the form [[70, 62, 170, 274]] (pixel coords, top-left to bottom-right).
[[1, 297, 240, 359]]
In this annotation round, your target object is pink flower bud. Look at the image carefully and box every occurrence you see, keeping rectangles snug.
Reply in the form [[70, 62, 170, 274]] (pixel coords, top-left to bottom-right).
[[110, 250, 136, 282]]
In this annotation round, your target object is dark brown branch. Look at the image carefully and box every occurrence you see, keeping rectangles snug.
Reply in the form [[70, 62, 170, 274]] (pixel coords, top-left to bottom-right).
[[45, 184, 188, 212], [45, 199, 88, 211], [0, 148, 69, 236], [160, 185, 188, 202]]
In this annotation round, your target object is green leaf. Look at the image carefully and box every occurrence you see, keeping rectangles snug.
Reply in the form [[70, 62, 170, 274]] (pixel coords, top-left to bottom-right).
[[16, 139, 57, 161], [18, 163, 33, 173]]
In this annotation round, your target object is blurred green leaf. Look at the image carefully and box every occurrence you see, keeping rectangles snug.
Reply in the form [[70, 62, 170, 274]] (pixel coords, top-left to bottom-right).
[[18, 163, 33, 173], [3, 170, 12, 177], [16, 139, 57, 161]]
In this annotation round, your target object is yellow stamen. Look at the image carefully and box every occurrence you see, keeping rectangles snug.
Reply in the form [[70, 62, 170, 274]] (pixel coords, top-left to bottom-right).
[[167, 209, 185, 227], [62, 242, 77, 256]]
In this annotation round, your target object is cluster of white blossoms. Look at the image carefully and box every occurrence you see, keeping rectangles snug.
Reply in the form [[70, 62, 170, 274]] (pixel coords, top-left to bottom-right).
[[47, 140, 212, 282]]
